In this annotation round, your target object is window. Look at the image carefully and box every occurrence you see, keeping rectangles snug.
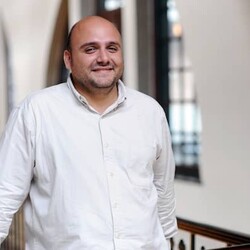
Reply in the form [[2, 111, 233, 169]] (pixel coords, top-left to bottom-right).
[[96, 0, 122, 42], [155, 0, 202, 182], [104, 0, 123, 10], [96, 0, 123, 11]]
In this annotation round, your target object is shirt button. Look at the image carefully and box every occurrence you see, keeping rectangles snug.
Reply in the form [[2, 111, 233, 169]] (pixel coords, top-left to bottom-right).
[[113, 202, 118, 208], [109, 172, 114, 177]]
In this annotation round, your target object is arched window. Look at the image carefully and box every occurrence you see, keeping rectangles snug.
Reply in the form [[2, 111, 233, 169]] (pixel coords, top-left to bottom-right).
[[0, 15, 14, 128]]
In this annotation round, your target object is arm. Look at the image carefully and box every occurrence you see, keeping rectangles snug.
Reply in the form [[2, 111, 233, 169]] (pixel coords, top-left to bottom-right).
[[153, 111, 178, 239], [0, 101, 34, 243]]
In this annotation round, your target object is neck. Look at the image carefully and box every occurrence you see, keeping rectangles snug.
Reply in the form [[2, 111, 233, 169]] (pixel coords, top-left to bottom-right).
[[75, 83, 118, 114]]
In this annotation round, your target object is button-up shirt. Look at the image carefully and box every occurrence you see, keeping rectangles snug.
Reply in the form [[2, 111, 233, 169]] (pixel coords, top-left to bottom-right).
[[0, 77, 177, 249]]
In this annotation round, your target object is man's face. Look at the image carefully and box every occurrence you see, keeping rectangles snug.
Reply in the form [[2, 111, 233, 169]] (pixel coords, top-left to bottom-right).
[[64, 18, 124, 93]]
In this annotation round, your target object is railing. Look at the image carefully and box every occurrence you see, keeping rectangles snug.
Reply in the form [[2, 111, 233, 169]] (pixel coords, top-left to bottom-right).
[[174, 217, 250, 250], [210, 243, 250, 250], [0, 208, 24, 250], [2, 215, 250, 250]]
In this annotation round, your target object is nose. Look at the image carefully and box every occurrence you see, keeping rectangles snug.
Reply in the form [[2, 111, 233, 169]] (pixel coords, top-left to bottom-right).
[[97, 48, 109, 64]]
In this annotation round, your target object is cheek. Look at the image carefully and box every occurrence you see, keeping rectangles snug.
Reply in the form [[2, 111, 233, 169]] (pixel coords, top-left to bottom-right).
[[117, 56, 124, 68], [117, 60, 124, 72], [72, 60, 90, 74], [72, 53, 92, 67]]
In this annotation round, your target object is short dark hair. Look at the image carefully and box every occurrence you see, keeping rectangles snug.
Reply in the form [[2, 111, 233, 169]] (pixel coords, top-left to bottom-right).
[[65, 23, 77, 51]]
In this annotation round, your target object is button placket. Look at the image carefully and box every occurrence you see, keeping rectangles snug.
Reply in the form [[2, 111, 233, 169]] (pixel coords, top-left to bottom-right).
[[99, 118, 122, 242]]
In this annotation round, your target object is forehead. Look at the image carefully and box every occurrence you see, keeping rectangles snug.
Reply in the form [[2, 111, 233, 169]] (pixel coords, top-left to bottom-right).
[[71, 19, 122, 47]]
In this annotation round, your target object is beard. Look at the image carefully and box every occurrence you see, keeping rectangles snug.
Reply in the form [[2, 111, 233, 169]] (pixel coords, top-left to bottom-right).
[[88, 64, 123, 89], [88, 73, 119, 89], [72, 67, 123, 94]]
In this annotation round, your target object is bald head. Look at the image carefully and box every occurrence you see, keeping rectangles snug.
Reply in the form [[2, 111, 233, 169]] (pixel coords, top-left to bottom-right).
[[63, 15, 124, 99], [66, 16, 121, 51]]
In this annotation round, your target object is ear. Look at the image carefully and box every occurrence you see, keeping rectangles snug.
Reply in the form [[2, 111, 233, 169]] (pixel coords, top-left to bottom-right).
[[64, 50, 72, 71]]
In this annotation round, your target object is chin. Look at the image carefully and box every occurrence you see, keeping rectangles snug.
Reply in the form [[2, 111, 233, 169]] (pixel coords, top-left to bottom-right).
[[95, 82, 116, 89], [91, 78, 117, 89]]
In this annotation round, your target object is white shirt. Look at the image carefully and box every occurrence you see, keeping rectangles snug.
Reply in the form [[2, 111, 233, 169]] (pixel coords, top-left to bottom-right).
[[0, 77, 177, 250]]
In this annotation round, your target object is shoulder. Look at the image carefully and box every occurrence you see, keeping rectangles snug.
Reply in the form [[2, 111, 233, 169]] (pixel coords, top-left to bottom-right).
[[17, 83, 68, 109], [7, 83, 69, 131], [26, 83, 68, 102], [125, 86, 166, 117], [125, 87, 159, 105], [9, 83, 69, 123]]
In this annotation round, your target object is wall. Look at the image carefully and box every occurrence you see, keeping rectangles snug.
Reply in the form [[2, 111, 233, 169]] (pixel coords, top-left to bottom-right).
[[0, 0, 61, 119], [175, 0, 250, 234], [0, 10, 7, 132]]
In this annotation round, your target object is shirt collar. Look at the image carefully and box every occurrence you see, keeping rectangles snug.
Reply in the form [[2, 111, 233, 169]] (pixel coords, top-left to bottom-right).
[[67, 76, 127, 111]]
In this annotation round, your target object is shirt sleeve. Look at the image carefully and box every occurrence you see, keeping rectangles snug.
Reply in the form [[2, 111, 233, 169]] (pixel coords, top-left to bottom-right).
[[0, 100, 35, 244], [153, 110, 178, 239]]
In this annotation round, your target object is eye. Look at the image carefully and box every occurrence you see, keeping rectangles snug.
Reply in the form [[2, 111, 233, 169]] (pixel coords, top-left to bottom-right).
[[108, 46, 118, 53], [85, 46, 96, 54]]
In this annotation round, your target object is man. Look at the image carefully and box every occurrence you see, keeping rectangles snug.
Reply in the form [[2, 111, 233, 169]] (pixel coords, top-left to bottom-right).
[[0, 16, 177, 249]]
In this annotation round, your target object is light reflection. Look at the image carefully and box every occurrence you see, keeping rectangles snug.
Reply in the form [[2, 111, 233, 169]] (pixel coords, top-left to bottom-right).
[[104, 0, 123, 11]]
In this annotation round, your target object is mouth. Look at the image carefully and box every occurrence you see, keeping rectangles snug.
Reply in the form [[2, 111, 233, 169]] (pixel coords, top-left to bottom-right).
[[92, 67, 113, 72]]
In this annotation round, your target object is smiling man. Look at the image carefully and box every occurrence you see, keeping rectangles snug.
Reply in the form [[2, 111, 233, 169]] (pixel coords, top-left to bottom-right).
[[0, 16, 177, 249], [64, 16, 124, 114]]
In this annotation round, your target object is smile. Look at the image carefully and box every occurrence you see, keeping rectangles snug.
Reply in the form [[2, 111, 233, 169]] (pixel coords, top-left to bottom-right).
[[92, 67, 113, 71]]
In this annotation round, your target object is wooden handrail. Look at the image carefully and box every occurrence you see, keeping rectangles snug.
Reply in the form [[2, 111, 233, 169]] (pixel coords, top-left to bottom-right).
[[209, 243, 250, 250], [177, 217, 250, 245]]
